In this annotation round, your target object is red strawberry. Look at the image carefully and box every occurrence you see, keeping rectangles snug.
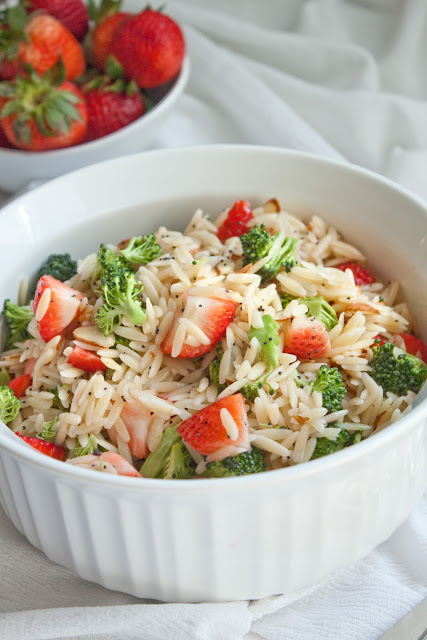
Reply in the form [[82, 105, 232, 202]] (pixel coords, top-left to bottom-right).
[[27, 0, 89, 41], [282, 315, 331, 359], [177, 394, 250, 458], [82, 67, 144, 142], [0, 8, 85, 81], [102, 451, 141, 477], [16, 432, 66, 461], [399, 334, 427, 364], [161, 287, 238, 359], [24, 358, 37, 376], [0, 122, 13, 148], [8, 374, 32, 398], [91, 12, 132, 71], [0, 64, 87, 151], [67, 346, 107, 372], [120, 399, 152, 459], [109, 9, 185, 89], [33, 275, 83, 342], [217, 200, 254, 243], [336, 261, 375, 286]]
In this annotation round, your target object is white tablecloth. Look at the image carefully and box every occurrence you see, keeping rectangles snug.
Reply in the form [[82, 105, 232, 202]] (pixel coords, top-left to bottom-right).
[[1, 1, 426, 638]]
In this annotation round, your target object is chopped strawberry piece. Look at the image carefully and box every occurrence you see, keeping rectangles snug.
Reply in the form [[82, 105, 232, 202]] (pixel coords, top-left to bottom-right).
[[8, 374, 32, 398], [33, 275, 83, 342], [399, 334, 427, 364], [16, 433, 66, 461], [24, 358, 37, 376], [177, 394, 250, 459], [217, 200, 253, 243], [67, 346, 107, 372], [102, 452, 141, 477], [282, 315, 331, 360], [120, 399, 152, 459], [161, 287, 238, 359], [336, 262, 375, 286]]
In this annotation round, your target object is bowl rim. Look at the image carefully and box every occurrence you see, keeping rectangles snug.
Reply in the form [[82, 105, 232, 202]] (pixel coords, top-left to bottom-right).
[[0, 55, 190, 158], [0, 144, 426, 491]]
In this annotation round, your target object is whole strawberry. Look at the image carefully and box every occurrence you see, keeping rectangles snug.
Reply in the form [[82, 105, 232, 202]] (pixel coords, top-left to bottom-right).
[[81, 59, 144, 141], [109, 9, 185, 88], [0, 6, 85, 81], [26, 0, 89, 41], [87, 0, 132, 71], [0, 62, 87, 151]]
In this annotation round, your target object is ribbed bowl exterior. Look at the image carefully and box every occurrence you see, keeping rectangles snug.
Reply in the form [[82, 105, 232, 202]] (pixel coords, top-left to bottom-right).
[[0, 415, 425, 602], [0, 146, 426, 602]]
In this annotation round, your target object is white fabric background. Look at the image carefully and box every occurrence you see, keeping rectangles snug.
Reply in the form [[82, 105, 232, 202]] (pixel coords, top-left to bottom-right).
[[0, 1, 426, 638]]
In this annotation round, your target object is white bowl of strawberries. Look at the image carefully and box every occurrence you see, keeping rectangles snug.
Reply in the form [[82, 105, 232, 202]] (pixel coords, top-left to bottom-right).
[[0, 0, 189, 193]]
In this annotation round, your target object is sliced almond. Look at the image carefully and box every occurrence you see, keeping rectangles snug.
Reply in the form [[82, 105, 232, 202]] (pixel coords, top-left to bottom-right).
[[73, 325, 116, 348], [118, 238, 131, 250], [346, 302, 378, 314], [263, 198, 280, 213]]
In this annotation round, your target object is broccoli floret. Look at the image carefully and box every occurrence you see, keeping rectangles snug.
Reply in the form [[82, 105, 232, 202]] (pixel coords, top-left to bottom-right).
[[0, 368, 11, 386], [32, 253, 77, 293], [280, 294, 337, 331], [310, 365, 346, 413], [241, 315, 280, 401], [241, 226, 298, 283], [370, 342, 427, 396], [202, 447, 266, 477], [0, 385, 21, 424], [241, 380, 266, 402], [140, 425, 195, 479], [208, 344, 226, 391], [162, 442, 195, 479], [280, 293, 295, 309], [311, 428, 350, 459], [114, 335, 131, 348], [248, 314, 280, 370], [2, 300, 34, 350], [37, 416, 60, 442], [241, 224, 272, 266], [48, 385, 68, 411], [95, 244, 146, 336], [74, 434, 98, 457], [120, 234, 162, 265]]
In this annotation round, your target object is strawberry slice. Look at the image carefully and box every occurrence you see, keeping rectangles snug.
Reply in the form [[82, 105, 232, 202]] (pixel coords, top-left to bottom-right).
[[24, 358, 37, 376], [282, 315, 331, 359], [120, 399, 152, 459], [67, 346, 107, 372], [161, 287, 238, 359], [399, 334, 427, 364], [34, 275, 83, 342], [217, 200, 253, 243], [8, 374, 32, 398], [102, 452, 141, 477], [336, 261, 375, 286], [16, 432, 66, 461], [177, 394, 250, 459]]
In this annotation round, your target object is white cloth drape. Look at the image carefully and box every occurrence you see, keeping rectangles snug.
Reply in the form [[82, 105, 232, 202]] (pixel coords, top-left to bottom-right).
[[1, 1, 426, 638]]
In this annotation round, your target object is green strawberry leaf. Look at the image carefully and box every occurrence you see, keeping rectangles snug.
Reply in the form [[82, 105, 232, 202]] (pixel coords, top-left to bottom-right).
[[0, 82, 17, 98], [34, 109, 55, 137], [1, 99, 22, 118], [42, 59, 66, 88], [105, 55, 124, 81], [8, 6, 27, 32], [12, 113, 31, 145]]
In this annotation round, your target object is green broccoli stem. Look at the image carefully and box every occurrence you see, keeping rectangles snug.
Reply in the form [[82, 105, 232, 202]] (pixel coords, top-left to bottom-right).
[[140, 425, 182, 478]]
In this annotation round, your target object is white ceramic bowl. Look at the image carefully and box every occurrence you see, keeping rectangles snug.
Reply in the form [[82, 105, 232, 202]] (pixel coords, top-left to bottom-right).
[[0, 56, 189, 194], [0, 146, 426, 603]]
